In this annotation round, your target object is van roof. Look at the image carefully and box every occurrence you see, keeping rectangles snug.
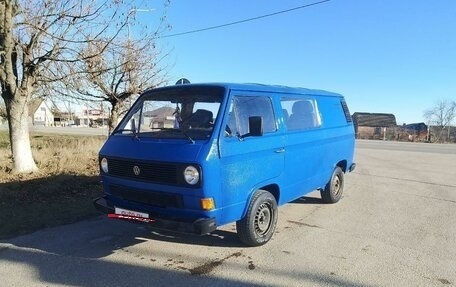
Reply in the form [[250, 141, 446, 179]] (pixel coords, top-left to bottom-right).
[[151, 83, 342, 98]]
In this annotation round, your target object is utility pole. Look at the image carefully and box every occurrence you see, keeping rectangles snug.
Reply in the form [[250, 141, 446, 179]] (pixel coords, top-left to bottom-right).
[[126, 8, 155, 93]]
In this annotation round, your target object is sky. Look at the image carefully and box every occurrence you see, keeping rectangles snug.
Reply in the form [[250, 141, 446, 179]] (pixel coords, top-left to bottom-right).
[[130, 0, 456, 124]]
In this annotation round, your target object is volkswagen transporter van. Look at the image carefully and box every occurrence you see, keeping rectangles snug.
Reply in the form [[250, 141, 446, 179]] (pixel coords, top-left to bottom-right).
[[94, 83, 356, 246]]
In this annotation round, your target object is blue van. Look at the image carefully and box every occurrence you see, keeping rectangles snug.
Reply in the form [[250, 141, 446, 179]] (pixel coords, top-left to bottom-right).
[[94, 83, 356, 246]]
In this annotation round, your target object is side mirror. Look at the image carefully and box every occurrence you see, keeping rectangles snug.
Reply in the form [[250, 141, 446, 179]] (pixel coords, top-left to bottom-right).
[[239, 116, 263, 139], [248, 116, 263, 136]]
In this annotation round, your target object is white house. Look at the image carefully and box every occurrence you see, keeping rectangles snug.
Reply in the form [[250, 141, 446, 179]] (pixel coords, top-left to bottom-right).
[[28, 98, 54, 126]]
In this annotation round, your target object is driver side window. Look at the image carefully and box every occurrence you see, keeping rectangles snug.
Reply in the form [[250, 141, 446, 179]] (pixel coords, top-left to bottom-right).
[[225, 96, 276, 137]]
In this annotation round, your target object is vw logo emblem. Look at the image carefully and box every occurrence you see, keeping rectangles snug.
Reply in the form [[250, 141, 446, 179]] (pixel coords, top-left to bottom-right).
[[133, 165, 141, 176]]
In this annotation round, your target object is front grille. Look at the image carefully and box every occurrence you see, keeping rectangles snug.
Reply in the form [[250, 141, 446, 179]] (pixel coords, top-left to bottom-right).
[[108, 158, 178, 185], [110, 185, 183, 208]]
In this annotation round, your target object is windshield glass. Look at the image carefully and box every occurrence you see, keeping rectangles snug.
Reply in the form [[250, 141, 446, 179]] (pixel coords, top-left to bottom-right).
[[114, 86, 224, 140]]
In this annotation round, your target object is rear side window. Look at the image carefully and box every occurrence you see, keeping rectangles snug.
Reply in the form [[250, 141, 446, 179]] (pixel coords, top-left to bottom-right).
[[281, 97, 321, 130], [340, 99, 352, 122], [225, 96, 276, 137]]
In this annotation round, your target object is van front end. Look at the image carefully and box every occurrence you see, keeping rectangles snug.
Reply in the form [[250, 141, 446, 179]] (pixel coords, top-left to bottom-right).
[[93, 84, 226, 235], [94, 157, 219, 235]]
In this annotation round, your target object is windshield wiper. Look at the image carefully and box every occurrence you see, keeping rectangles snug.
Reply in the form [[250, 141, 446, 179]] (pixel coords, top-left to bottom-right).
[[177, 129, 195, 144], [158, 128, 195, 144]]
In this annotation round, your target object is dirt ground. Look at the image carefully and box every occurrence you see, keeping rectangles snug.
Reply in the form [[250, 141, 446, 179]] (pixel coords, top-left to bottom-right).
[[0, 132, 105, 238]]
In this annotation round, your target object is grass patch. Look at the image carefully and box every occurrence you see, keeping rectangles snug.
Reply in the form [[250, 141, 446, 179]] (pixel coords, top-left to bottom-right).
[[0, 131, 107, 239]]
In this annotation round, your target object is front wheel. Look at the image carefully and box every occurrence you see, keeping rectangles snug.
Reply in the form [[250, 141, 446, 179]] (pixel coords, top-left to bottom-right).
[[321, 167, 344, 203], [236, 190, 278, 247]]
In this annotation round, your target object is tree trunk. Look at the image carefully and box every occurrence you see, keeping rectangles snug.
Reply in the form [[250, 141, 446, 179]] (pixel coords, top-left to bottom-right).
[[5, 95, 38, 173], [108, 101, 122, 134]]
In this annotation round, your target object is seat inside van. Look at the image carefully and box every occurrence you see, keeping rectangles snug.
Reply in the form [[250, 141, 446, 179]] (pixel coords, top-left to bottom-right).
[[287, 100, 316, 130], [188, 109, 213, 129]]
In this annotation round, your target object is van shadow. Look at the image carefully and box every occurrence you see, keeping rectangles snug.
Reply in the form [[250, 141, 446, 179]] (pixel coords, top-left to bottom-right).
[[1, 216, 242, 268], [3, 216, 243, 261]]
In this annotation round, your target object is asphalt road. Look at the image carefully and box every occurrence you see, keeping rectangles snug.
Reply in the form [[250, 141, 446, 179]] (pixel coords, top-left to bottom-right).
[[1, 140, 455, 286]]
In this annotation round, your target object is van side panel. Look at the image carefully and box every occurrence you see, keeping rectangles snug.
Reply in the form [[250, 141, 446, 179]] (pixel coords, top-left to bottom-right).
[[279, 128, 327, 204], [277, 94, 355, 205]]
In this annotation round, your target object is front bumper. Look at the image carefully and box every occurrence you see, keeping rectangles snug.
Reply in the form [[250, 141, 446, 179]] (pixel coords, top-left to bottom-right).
[[93, 197, 217, 235]]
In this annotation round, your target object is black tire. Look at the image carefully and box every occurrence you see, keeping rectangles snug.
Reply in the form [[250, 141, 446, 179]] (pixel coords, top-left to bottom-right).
[[236, 190, 278, 247], [321, 167, 344, 203]]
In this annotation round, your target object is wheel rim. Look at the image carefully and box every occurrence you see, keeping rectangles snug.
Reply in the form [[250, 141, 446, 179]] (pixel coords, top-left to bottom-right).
[[332, 174, 341, 196], [254, 203, 272, 236]]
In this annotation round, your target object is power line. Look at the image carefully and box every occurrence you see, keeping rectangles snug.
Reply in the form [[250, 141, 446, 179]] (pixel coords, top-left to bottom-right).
[[158, 0, 331, 39]]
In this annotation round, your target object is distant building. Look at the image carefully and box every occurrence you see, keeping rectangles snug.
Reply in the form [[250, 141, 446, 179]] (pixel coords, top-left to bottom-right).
[[53, 111, 76, 127], [352, 112, 397, 140], [402, 122, 428, 142], [144, 106, 175, 128], [28, 98, 54, 126], [74, 108, 109, 127]]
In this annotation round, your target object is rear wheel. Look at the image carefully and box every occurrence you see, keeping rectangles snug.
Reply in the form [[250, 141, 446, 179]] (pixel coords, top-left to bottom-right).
[[236, 190, 278, 247], [321, 167, 344, 203]]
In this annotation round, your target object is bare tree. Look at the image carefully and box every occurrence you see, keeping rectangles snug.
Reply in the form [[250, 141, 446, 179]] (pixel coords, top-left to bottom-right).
[[46, 3, 171, 134], [423, 99, 456, 143], [0, 0, 126, 173]]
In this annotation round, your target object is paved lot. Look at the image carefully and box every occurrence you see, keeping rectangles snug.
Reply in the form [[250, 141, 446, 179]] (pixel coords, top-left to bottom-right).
[[1, 140, 455, 286]]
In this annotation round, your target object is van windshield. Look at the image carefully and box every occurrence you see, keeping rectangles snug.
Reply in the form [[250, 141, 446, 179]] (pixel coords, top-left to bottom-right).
[[113, 86, 224, 140]]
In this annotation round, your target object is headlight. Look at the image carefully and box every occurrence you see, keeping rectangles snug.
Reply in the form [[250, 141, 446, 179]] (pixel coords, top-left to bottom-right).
[[183, 165, 199, 185], [101, 158, 109, 173]]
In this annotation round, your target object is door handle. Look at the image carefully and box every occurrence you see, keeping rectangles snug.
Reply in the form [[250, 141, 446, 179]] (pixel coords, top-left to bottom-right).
[[275, 148, 285, 153]]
